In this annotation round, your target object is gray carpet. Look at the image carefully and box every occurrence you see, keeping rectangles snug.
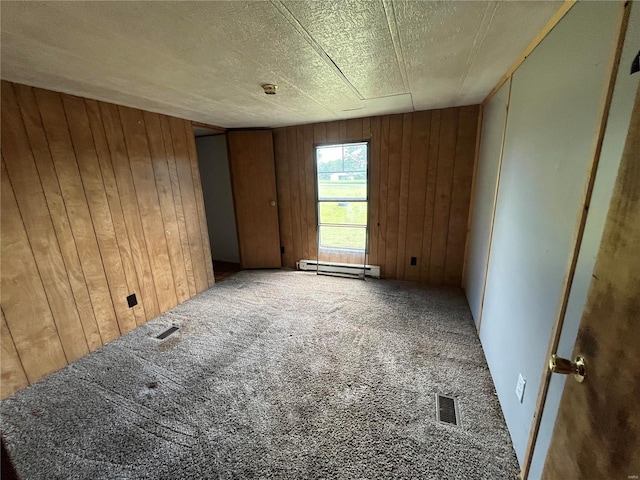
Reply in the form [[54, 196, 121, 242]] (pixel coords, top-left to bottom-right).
[[1, 270, 519, 479]]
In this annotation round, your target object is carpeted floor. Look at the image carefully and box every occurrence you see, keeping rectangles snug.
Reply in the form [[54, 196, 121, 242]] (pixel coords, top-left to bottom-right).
[[1, 270, 519, 479]]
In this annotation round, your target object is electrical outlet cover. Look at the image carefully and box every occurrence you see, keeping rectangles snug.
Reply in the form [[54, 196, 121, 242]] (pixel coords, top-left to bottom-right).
[[516, 374, 526, 403]]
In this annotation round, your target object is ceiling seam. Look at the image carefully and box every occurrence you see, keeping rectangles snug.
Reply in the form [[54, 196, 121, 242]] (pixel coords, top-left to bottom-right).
[[269, 0, 365, 101], [455, 1, 498, 101], [381, 0, 411, 108]]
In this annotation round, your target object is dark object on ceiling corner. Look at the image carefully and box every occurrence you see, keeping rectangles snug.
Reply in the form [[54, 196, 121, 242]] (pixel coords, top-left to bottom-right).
[[631, 50, 639, 75]]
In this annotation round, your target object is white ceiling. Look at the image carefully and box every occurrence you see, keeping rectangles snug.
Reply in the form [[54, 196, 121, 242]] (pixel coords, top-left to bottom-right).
[[1, 1, 562, 128]]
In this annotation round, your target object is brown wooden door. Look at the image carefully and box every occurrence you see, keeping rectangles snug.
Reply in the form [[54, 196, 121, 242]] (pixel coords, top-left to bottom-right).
[[542, 85, 640, 478], [227, 130, 282, 269]]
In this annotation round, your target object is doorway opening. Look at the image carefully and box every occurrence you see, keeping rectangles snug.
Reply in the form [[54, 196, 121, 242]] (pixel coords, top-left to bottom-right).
[[193, 125, 241, 283], [314, 141, 369, 278]]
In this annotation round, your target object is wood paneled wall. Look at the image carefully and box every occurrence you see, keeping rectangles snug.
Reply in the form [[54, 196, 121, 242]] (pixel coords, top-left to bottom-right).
[[0, 81, 214, 398], [273, 106, 480, 285]]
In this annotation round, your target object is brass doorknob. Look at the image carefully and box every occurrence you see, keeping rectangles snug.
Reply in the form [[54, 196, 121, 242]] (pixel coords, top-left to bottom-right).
[[549, 354, 586, 383], [270, 200, 276, 207]]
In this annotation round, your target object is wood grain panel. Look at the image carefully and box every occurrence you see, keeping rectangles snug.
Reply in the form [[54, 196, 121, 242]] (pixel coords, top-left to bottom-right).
[[429, 108, 459, 285], [296, 126, 309, 261], [1, 160, 68, 382], [2, 83, 91, 360], [64, 96, 138, 335], [346, 118, 363, 141], [1, 308, 29, 398], [384, 114, 404, 278], [184, 121, 215, 288], [85, 99, 147, 328], [286, 127, 303, 264], [0, 81, 215, 398], [272, 107, 478, 285], [100, 101, 161, 321], [36, 89, 122, 342], [404, 110, 431, 282], [420, 110, 441, 283], [274, 127, 294, 267], [368, 116, 381, 266], [377, 116, 391, 277], [118, 106, 178, 312], [169, 116, 208, 293], [444, 105, 480, 285], [161, 116, 197, 297], [395, 113, 413, 279], [303, 124, 316, 261], [11, 84, 104, 351], [143, 111, 190, 303]]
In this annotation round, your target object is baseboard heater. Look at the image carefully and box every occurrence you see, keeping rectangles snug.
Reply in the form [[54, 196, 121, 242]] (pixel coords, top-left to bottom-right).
[[296, 259, 381, 279]]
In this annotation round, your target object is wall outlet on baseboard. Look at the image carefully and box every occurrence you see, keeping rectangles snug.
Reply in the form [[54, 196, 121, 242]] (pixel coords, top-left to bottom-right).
[[516, 374, 526, 403]]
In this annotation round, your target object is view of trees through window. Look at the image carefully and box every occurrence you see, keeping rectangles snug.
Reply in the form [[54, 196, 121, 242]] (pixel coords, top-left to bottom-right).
[[315, 142, 368, 252]]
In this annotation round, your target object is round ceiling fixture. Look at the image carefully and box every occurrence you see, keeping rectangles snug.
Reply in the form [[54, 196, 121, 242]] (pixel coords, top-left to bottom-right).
[[262, 84, 278, 95]]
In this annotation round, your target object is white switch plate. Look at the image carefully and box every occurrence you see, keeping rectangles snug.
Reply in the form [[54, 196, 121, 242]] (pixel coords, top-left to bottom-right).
[[516, 374, 526, 403]]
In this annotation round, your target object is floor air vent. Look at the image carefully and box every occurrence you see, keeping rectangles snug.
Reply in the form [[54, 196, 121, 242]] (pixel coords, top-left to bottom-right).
[[436, 394, 459, 426], [156, 326, 179, 340]]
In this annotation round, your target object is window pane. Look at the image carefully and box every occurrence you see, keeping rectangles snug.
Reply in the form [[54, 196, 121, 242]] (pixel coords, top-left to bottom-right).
[[319, 225, 366, 250], [317, 146, 344, 173], [318, 180, 367, 200], [343, 144, 367, 172], [319, 202, 367, 226]]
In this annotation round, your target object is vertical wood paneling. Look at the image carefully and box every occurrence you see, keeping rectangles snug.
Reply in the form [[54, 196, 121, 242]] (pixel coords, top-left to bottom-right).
[[404, 110, 431, 282], [2, 84, 92, 360], [101, 102, 161, 320], [384, 115, 404, 277], [143, 112, 190, 303], [168, 117, 208, 293], [85, 99, 147, 328], [118, 106, 177, 312], [1, 160, 68, 382], [272, 106, 478, 285], [420, 110, 442, 283], [303, 124, 316, 260], [286, 127, 303, 264], [0, 81, 215, 398], [346, 118, 363, 141], [274, 127, 294, 267], [429, 108, 460, 285], [64, 96, 138, 335], [296, 126, 309, 261], [0, 308, 29, 398], [395, 113, 413, 279], [184, 122, 215, 288], [36, 89, 122, 342], [326, 121, 340, 143], [368, 117, 381, 266], [161, 116, 196, 298], [378, 116, 391, 277], [13, 84, 104, 350], [444, 106, 480, 285]]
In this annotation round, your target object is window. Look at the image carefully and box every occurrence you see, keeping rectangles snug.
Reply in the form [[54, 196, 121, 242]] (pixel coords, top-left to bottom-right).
[[315, 142, 368, 251]]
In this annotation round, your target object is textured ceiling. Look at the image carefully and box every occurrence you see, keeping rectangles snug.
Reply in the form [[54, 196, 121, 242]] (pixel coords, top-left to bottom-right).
[[0, 1, 562, 128]]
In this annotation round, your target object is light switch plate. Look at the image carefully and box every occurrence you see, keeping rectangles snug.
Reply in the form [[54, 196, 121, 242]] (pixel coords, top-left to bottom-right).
[[516, 374, 526, 403]]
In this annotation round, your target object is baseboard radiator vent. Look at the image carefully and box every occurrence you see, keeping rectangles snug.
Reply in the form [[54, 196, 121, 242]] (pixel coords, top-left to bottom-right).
[[296, 259, 381, 279], [436, 393, 460, 426]]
